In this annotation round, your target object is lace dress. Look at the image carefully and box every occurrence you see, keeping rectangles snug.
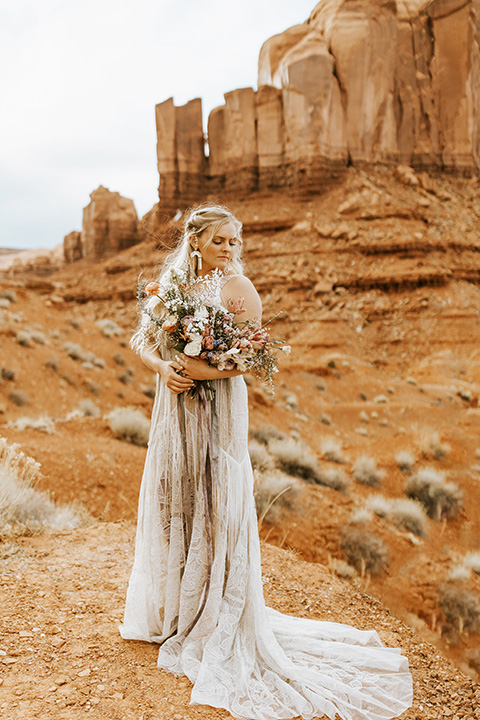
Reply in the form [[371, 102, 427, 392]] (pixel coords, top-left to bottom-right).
[[120, 276, 413, 720]]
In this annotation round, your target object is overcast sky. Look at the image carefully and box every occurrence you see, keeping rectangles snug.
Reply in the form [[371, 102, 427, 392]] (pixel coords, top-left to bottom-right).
[[0, 0, 317, 250]]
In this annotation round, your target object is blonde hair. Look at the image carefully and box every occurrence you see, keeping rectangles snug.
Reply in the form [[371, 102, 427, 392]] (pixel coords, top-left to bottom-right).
[[159, 202, 244, 285]]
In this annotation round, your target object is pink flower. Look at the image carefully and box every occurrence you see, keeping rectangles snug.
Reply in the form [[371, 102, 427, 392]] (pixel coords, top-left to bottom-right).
[[226, 296, 246, 315], [181, 315, 194, 326], [145, 281, 160, 296]]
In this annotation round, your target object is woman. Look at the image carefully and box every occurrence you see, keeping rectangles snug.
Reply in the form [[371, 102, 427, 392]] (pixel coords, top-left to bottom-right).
[[120, 203, 413, 720]]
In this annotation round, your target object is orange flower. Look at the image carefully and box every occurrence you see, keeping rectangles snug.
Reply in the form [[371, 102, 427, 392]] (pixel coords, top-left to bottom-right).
[[161, 315, 178, 332], [145, 281, 160, 296]]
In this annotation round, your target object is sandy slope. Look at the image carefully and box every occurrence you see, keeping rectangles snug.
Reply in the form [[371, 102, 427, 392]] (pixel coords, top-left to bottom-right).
[[0, 522, 478, 720]]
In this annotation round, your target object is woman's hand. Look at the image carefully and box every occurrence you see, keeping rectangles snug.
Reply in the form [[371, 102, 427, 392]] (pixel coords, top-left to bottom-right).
[[140, 348, 194, 395], [160, 360, 195, 395], [175, 354, 215, 381]]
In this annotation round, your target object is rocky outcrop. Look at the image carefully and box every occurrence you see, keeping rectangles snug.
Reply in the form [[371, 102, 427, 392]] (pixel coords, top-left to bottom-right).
[[64, 186, 144, 263], [63, 231, 82, 263], [156, 0, 480, 212]]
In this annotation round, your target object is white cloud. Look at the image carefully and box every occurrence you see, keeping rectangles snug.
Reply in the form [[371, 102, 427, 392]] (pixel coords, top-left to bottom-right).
[[0, 0, 316, 249]]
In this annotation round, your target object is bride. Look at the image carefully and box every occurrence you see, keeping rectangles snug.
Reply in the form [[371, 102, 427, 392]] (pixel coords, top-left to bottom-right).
[[120, 203, 413, 720]]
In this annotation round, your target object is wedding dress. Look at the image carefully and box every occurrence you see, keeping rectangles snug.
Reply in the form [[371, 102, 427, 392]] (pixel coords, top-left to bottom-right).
[[120, 276, 413, 720]]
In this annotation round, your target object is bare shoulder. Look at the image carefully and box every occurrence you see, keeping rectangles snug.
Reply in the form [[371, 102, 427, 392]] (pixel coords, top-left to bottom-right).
[[221, 274, 262, 321], [222, 274, 259, 299]]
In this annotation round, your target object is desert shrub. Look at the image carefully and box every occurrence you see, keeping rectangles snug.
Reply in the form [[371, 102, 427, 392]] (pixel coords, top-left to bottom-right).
[[319, 413, 331, 426], [253, 469, 299, 522], [268, 438, 319, 483], [45, 356, 59, 372], [250, 425, 286, 446], [249, 440, 275, 471], [96, 318, 123, 337], [353, 456, 385, 487], [30, 329, 47, 345], [350, 507, 373, 524], [320, 437, 345, 463], [464, 552, 480, 575], [108, 407, 150, 446], [0, 438, 89, 534], [373, 395, 389, 404], [390, 498, 428, 538], [283, 392, 298, 410], [67, 317, 81, 329], [395, 450, 415, 474], [85, 380, 101, 395], [8, 416, 55, 434], [447, 563, 471, 582], [419, 430, 450, 460], [331, 559, 356, 580], [119, 369, 134, 384], [78, 399, 100, 417], [8, 389, 29, 406], [113, 353, 125, 366], [340, 527, 389, 576], [1, 368, 16, 381], [0, 289, 17, 302], [0, 298, 10, 309], [365, 494, 392, 518], [405, 467, 463, 521], [16, 330, 32, 347], [438, 584, 480, 639], [359, 411, 369, 424], [63, 341, 85, 361], [316, 466, 350, 493]]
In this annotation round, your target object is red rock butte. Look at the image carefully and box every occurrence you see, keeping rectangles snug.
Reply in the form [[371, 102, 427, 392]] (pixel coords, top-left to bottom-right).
[[156, 0, 480, 212]]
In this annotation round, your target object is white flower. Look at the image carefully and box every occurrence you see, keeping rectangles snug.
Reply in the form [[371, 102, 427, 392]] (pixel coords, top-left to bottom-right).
[[184, 335, 203, 356], [146, 296, 164, 317], [281, 345, 291, 355], [194, 305, 209, 320]]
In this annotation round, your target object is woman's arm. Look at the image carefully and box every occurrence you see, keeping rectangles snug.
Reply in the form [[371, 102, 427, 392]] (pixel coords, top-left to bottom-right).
[[140, 346, 194, 394], [177, 275, 262, 381]]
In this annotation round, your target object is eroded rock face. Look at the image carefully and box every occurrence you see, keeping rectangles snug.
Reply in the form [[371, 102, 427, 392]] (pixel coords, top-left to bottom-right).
[[64, 186, 143, 262], [64, 231, 82, 264], [156, 0, 480, 212]]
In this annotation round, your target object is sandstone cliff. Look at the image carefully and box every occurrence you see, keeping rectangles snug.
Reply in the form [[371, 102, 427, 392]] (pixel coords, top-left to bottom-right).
[[64, 186, 144, 263], [156, 0, 480, 212]]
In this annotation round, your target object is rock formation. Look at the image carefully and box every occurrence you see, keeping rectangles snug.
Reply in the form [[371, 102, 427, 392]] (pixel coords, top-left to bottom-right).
[[64, 186, 144, 263], [156, 0, 480, 212]]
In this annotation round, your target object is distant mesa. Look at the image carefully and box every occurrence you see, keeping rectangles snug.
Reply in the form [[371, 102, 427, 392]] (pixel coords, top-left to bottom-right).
[[65, 0, 480, 258], [156, 0, 480, 212], [64, 185, 145, 264]]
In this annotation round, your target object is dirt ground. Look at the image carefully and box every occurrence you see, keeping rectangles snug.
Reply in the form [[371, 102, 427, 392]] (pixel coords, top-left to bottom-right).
[[1, 522, 479, 720]]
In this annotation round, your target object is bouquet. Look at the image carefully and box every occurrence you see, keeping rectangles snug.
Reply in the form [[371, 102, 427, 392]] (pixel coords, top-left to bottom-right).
[[135, 268, 290, 400]]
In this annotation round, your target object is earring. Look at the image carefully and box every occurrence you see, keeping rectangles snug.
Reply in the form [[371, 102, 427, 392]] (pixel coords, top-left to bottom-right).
[[191, 238, 202, 270]]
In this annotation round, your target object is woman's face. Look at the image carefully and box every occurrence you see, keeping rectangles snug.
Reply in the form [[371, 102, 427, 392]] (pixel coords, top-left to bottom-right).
[[196, 221, 238, 276]]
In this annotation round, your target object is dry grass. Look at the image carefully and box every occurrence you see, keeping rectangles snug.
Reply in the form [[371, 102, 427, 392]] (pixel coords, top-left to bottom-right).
[[320, 437, 345, 463], [0, 438, 90, 535], [353, 456, 385, 486], [78, 399, 100, 417], [418, 430, 450, 461], [16, 330, 32, 346], [438, 583, 480, 641], [316, 465, 350, 493], [350, 506, 374, 524], [108, 407, 151, 446], [405, 467, 463, 521], [249, 440, 275, 472], [365, 494, 392, 518], [340, 527, 389, 577], [268, 437, 320, 483], [7, 416, 56, 434], [8, 389, 29, 406], [250, 425, 286, 446], [63, 341, 85, 361], [389, 498, 428, 538], [395, 450, 415, 474], [1, 368, 16, 381], [253, 469, 299, 524], [96, 318, 123, 337]]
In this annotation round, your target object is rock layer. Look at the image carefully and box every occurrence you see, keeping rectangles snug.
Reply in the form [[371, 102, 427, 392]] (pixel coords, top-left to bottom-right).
[[156, 0, 480, 212]]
